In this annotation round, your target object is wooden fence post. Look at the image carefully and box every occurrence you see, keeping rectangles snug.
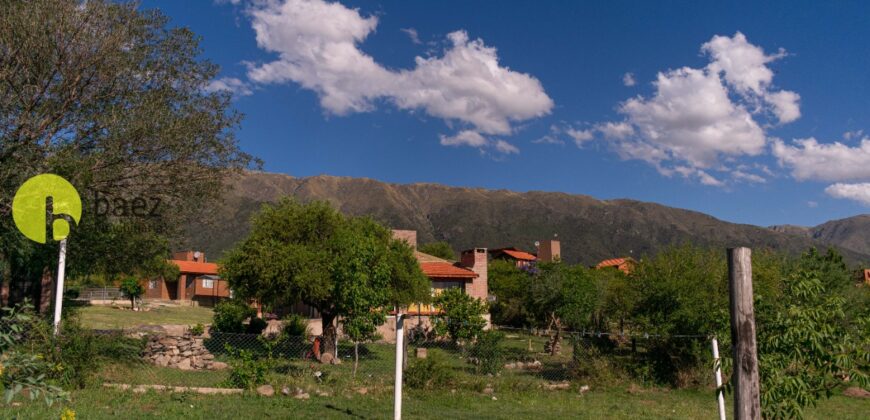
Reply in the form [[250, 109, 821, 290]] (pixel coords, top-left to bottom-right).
[[727, 247, 761, 420]]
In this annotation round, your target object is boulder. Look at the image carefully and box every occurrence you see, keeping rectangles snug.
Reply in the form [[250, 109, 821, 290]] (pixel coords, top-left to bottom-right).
[[415, 348, 428, 359], [211, 361, 228, 370], [256, 385, 275, 397]]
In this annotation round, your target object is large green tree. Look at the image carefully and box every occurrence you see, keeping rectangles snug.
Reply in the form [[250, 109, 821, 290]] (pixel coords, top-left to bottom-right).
[[220, 199, 430, 362], [0, 0, 253, 306], [528, 262, 599, 355]]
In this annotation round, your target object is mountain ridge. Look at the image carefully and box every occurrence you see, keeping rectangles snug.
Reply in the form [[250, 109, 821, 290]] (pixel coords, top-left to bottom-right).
[[181, 171, 870, 265]]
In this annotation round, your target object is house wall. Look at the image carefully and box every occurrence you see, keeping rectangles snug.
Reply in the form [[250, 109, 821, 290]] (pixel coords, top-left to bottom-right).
[[143, 278, 170, 300], [461, 248, 488, 300]]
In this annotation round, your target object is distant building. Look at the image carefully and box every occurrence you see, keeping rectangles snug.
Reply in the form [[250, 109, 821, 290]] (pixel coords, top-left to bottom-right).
[[489, 247, 537, 268], [595, 257, 635, 274], [142, 251, 231, 306], [537, 239, 561, 263]]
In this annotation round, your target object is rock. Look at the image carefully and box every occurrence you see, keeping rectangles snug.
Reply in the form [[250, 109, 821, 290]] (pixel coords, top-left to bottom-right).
[[201, 354, 214, 360], [491, 396, 498, 401], [316, 390, 330, 397], [415, 348, 428, 359], [320, 353, 335, 364], [579, 385, 591, 394], [177, 358, 193, 370], [211, 361, 228, 370], [281, 386, 291, 396], [482, 387, 494, 395], [356, 387, 368, 395], [843, 387, 870, 398], [504, 362, 516, 369], [294, 392, 310, 400], [543, 382, 570, 391], [256, 385, 275, 397]]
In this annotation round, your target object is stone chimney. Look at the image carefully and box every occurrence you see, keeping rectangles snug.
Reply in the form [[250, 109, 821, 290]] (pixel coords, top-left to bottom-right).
[[460, 248, 488, 301], [391, 229, 417, 249], [538, 239, 561, 262]]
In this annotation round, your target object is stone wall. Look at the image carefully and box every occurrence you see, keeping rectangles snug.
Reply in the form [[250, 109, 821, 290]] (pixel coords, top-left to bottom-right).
[[144, 334, 227, 370]]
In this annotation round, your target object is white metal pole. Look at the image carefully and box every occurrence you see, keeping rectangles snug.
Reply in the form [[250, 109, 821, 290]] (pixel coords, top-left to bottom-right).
[[394, 313, 405, 420], [52, 238, 67, 335], [712, 337, 727, 420]]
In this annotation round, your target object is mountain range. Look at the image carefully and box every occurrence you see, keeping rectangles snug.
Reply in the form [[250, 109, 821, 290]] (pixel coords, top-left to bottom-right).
[[181, 171, 870, 265]]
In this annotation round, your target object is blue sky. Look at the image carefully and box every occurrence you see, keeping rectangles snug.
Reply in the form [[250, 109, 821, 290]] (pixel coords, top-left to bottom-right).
[[144, 0, 870, 227]]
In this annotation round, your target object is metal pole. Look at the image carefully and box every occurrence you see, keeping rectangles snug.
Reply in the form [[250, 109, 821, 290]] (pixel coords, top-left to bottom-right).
[[394, 313, 405, 420], [52, 238, 67, 335], [712, 337, 727, 420]]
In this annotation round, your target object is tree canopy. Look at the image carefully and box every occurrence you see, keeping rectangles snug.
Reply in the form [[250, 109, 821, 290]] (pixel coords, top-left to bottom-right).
[[0, 0, 254, 305], [220, 198, 430, 361]]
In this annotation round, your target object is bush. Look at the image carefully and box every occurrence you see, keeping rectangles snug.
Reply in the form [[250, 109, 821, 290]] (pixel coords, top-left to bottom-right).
[[281, 314, 310, 338], [213, 300, 255, 333], [433, 288, 488, 344], [224, 348, 270, 389], [118, 277, 144, 310], [246, 317, 268, 335], [468, 331, 505, 375], [405, 355, 454, 390], [189, 323, 205, 336]]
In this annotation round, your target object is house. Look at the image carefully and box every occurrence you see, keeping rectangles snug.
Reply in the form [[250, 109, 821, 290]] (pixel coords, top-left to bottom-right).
[[489, 247, 537, 268], [595, 257, 635, 274], [143, 251, 231, 306], [857, 269, 870, 286]]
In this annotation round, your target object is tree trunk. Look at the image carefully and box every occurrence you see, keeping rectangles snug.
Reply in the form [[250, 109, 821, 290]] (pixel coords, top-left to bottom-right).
[[320, 312, 337, 363], [353, 341, 359, 378], [130, 297, 136, 310]]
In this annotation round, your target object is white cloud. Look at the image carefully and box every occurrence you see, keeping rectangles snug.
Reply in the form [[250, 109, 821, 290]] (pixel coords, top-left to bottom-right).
[[535, 124, 594, 146], [566, 127, 594, 145], [622, 72, 636, 87], [592, 32, 798, 186], [246, 0, 553, 147], [844, 129, 865, 141], [807, 200, 818, 208], [732, 169, 767, 184], [772, 137, 870, 181], [401, 28, 421, 44], [825, 183, 870, 206], [439, 130, 518, 154], [204, 77, 254, 97]]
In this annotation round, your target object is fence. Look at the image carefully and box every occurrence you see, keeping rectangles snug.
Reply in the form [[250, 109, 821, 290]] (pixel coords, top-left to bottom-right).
[[75, 287, 123, 301]]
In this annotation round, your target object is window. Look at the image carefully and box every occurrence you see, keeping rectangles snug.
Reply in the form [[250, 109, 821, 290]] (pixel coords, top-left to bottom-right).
[[148, 280, 158, 289], [202, 279, 214, 289]]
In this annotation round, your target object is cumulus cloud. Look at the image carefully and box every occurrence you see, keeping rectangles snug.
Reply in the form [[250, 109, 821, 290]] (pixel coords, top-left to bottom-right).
[[440, 130, 519, 154], [772, 137, 870, 181], [401, 28, 422, 44], [246, 0, 553, 151], [622, 72, 636, 87], [535, 124, 594, 146], [825, 183, 870, 206], [204, 77, 254, 97], [592, 32, 798, 186]]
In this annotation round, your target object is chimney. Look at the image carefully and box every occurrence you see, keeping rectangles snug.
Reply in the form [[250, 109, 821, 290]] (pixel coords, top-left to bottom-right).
[[391, 229, 417, 249], [538, 239, 561, 262], [171, 251, 205, 262], [460, 248, 488, 301]]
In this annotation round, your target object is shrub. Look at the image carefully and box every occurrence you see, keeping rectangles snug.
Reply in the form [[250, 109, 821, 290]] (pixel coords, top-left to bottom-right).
[[405, 355, 454, 390], [224, 348, 270, 389], [468, 331, 505, 375], [433, 288, 488, 344], [118, 277, 144, 310], [189, 323, 205, 336], [281, 314, 310, 338], [246, 317, 268, 335], [213, 300, 255, 333]]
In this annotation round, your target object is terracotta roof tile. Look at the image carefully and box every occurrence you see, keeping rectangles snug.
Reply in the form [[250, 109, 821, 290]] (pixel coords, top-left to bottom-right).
[[171, 260, 219, 275], [419, 262, 477, 279], [501, 249, 537, 261]]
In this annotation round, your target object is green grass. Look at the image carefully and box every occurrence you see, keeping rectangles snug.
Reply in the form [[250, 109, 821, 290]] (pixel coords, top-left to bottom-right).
[[4, 385, 868, 419], [77, 305, 214, 329]]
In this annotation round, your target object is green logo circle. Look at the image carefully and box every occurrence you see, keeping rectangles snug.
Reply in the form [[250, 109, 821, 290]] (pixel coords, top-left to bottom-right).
[[12, 174, 82, 243]]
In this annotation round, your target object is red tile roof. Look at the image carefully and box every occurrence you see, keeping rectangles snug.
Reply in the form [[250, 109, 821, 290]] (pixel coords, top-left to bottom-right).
[[596, 258, 627, 268], [419, 262, 477, 279], [501, 249, 537, 261], [171, 260, 219, 275], [415, 251, 477, 279]]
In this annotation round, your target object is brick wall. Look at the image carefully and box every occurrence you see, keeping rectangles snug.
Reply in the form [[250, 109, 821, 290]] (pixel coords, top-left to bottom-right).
[[460, 248, 488, 300]]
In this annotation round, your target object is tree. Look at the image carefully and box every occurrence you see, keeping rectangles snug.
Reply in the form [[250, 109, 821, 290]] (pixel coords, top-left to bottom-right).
[[487, 259, 533, 327], [220, 199, 430, 362], [118, 277, 143, 310], [753, 250, 870, 419], [433, 287, 488, 344], [528, 262, 598, 355], [0, 0, 254, 308], [418, 242, 456, 261]]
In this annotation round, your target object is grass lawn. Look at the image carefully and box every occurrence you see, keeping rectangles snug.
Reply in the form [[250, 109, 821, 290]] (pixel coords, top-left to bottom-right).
[[77, 304, 214, 330], [4, 385, 868, 419]]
